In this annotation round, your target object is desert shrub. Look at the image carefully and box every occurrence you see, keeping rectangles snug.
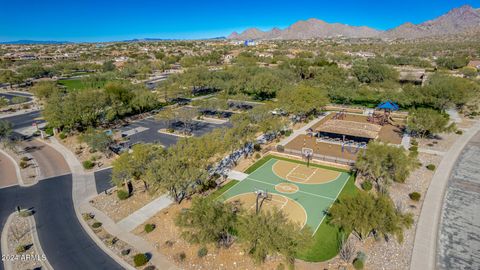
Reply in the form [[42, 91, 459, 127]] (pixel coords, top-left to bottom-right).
[[361, 181, 372, 191], [144, 224, 156, 233], [82, 160, 95, 169], [353, 258, 364, 269], [409, 145, 418, 152], [15, 245, 26, 254], [276, 144, 284, 152], [133, 253, 149, 267], [92, 222, 102, 228], [455, 130, 463, 135], [44, 126, 54, 136], [409, 192, 421, 201], [167, 128, 175, 133], [253, 143, 261, 151], [410, 139, 418, 146], [82, 213, 94, 220], [21, 156, 29, 162], [59, 132, 67, 139], [197, 247, 208, 258], [255, 153, 261, 159], [174, 252, 186, 262], [284, 129, 293, 136], [164, 240, 174, 248], [19, 160, 28, 169], [121, 249, 131, 256], [117, 189, 130, 200], [353, 251, 366, 269], [18, 209, 32, 217], [426, 164, 436, 171]]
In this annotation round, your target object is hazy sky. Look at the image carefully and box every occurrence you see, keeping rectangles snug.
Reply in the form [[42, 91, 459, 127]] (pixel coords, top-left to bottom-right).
[[1, 0, 479, 42]]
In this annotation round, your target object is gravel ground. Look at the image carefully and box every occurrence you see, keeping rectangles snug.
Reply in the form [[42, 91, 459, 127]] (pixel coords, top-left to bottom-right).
[[6, 213, 44, 270], [90, 181, 156, 222], [85, 215, 154, 269]]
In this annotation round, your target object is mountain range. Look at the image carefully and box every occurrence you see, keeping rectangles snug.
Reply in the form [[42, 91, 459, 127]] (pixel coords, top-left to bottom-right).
[[228, 5, 480, 40]]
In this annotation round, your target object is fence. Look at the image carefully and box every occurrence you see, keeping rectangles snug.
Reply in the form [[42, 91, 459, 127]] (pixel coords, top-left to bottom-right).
[[281, 148, 356, 166]]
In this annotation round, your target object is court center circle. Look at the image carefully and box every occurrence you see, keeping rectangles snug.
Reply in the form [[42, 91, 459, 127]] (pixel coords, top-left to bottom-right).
[[275, 182, 299, 194]]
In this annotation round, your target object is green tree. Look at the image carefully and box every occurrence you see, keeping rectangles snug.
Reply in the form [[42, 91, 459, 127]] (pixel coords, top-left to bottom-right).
[[79, 128, 113, 155], [277, 84, 329, 117], [352, 61, 398, 84], [330, 192, 413, 243], [0, 97, 8, 108], [102, 60, 116, 72], [407, 108, 454, 137], [175, 197, 237, 246], [356, 142, 418, 190], [31, 81, 62, 99], [238, 208, 312, 265], [0, 120, 13, 145]]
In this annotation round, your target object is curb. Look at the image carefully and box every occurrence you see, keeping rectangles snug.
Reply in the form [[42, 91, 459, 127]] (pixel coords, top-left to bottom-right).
[[1, 213, 14, 270]]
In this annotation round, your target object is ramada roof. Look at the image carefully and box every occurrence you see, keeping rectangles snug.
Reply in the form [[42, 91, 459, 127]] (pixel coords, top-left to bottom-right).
[[316, 120, 381, 139]]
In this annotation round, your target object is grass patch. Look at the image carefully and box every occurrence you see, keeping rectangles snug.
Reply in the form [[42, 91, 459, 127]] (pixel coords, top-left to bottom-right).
[[245, 154, 350, 174], [297, 175, 359, 262], [208, 180, 239, 200], [58, 79, 105, 91]]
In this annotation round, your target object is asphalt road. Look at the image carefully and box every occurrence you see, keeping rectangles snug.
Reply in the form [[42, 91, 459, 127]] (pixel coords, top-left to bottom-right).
[[0, 175, 122, 270], [1, 110, 43, 129], [94, 168, 114, 193], [0, 93, 32, 102], [438, 131, 480, 269]]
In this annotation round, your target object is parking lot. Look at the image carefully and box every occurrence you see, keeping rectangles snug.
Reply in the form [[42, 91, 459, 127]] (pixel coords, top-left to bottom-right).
[[114, 116, 231, 148]]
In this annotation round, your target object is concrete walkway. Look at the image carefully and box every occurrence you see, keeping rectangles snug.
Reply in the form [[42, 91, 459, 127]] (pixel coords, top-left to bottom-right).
[[410, 121, 480, 270], [417, 148, 446, 156], [47, 137, 177, 270], [278, 112, 331, 146], [117, 195, 173, 232], [228, 170, 249, 181]]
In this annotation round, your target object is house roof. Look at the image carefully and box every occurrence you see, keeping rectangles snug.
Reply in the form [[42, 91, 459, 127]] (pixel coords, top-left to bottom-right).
[[316, 120, 381, 139]]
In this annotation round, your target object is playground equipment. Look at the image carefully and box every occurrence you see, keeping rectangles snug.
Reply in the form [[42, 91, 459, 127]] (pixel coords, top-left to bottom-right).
[[368, 101, 400, 126], [333, 109, 347, 120]]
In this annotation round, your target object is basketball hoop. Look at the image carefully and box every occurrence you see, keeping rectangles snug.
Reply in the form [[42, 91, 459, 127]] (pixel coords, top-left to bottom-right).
[[302, 148, 314, 167], [254, 188, 271, 214]]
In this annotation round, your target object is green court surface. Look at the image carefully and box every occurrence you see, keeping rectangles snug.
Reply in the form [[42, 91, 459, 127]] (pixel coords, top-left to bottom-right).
[[218, 157, 350, 233]]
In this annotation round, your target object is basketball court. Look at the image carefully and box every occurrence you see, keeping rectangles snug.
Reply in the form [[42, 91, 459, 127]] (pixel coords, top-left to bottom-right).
[[218, 156, 351, 234]]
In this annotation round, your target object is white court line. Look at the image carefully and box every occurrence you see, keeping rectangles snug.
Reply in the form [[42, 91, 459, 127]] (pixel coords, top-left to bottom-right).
[[304, 168, 319, 182], [311, 175, 350, 235], [247, 177, 336, 201], [285, 164, 300, 179]]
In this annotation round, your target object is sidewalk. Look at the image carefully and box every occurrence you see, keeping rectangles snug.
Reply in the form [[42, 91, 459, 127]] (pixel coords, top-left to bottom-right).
[[410, 121, 480, 270], [117, 195, 173, 232], [228, 170, 249, 181], [47, 137, 177, 270], [278, 112, 331, 146]]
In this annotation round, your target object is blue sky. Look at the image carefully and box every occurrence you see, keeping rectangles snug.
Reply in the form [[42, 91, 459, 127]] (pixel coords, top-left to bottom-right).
[[0, 0, 479, 42]]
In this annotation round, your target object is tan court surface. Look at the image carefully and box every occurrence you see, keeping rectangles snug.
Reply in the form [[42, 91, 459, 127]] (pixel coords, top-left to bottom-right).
[[218, 157, 351, 232], [272, 160, 341, 184], [226, 193, 307, 227]]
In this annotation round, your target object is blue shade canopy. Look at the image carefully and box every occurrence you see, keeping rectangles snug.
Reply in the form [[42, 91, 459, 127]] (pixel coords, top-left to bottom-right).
[[377, 101, 399, 111]]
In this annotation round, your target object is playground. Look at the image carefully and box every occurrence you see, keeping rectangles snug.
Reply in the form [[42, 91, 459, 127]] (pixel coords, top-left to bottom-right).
[[218, 156, 351, 233]]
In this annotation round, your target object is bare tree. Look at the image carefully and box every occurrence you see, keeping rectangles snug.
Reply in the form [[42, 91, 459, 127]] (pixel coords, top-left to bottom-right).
[[338, 233, 356, 263]]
